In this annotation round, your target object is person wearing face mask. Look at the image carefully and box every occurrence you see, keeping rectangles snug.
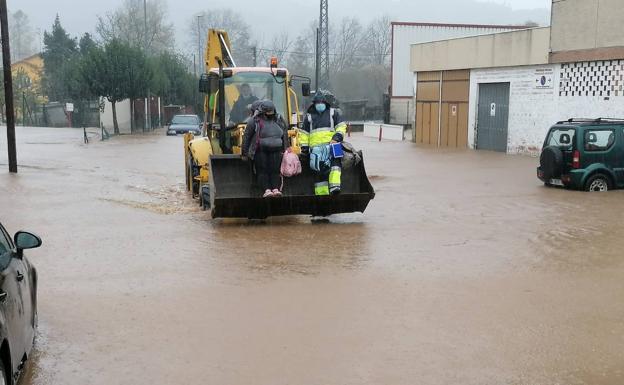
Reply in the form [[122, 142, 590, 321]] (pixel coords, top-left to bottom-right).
[[299, 92, 348, 196], [230, 83, 258, 124], [242, 100, 289, 198]]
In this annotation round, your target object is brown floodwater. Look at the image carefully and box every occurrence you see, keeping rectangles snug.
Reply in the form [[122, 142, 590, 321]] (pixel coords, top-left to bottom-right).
[[1, 126, 624, 385]]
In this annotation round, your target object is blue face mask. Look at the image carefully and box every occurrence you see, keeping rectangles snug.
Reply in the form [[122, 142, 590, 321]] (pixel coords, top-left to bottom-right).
[[315, 103, 327, 113]]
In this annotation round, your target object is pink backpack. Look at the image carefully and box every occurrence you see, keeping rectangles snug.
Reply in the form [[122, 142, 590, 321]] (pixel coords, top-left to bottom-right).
[[281, 148, 302, 177]]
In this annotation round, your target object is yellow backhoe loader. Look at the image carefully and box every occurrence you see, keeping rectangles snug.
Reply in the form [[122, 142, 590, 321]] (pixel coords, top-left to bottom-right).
[[184, 29, 374, 219]]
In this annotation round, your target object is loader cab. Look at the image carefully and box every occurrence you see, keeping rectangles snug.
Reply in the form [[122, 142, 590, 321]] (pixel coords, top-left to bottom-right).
[[200, 68, 294, 154], [203, 69, 290, 124]]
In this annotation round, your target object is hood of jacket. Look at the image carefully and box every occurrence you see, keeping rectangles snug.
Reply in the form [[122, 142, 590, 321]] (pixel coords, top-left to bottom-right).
[[307, 100, 331, 114]]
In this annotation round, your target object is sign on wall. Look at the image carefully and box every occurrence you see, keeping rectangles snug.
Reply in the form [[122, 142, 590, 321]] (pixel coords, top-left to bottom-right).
[[534, 68, 554, 89]]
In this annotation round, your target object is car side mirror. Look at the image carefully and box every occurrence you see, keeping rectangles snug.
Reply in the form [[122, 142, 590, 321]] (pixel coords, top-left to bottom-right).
[[14, 231, 42, 255], [302, 83, 311, 97]]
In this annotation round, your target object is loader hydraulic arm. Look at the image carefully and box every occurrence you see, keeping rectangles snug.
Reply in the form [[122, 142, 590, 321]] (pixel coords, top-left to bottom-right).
[[204, 29, 236, 71]]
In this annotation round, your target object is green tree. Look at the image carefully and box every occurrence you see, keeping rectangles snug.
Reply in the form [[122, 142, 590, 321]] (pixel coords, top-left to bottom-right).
[[42, 15, 78, 102], [81, 40, 152, 134], [79, 33, 98, 55], [150, 52, 194, 106]]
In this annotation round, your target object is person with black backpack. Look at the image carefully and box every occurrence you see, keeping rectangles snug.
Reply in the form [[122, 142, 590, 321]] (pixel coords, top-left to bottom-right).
[[242, 100, 289, 198]]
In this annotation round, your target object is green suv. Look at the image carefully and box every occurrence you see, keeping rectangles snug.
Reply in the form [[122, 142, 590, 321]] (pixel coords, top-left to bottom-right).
[[537, 118, 624, 192]]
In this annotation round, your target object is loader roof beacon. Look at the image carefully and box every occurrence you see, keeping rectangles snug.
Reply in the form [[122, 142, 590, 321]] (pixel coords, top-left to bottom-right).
[[184, 29, 375, 219]]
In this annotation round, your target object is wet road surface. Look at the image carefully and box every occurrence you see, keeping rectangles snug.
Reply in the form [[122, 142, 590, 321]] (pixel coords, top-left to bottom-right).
[[1, 126, 624, 385]]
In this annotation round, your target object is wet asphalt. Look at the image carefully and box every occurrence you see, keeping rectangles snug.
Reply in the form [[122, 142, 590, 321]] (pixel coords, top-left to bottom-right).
[[1, 126, 623, 385]]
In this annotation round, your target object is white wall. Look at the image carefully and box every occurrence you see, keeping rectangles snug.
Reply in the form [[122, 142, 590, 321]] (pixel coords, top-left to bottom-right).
[[100, 99, 132, 134], [363, 123, 405, 141], [468, 60, 624, 155]]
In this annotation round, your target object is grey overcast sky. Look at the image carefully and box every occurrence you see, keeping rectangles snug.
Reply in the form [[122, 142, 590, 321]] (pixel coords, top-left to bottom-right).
[[8, 0, 551, 53]]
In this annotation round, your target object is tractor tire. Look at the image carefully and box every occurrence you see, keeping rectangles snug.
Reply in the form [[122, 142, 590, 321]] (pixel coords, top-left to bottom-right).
[[185, 154, 192, 192], [201, 185, 211, 210]]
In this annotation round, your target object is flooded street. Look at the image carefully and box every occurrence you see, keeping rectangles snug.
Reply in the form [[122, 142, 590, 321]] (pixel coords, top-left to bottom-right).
[[1, 126, 624, 385]]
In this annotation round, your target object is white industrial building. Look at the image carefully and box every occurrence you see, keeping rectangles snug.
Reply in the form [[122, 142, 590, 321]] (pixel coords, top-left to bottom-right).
[[409, 0, 624, 154], [390, 22, 523, 127]]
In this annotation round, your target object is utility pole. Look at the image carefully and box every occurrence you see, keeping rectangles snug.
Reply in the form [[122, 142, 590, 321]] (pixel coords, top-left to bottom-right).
[[252, 46, 257, 67], [144, 0, 152, 130], [318, 0, 330, 90], [0, 0, 17, 173]]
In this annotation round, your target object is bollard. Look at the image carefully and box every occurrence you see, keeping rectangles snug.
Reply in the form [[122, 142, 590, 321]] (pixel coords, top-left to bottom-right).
[[378, 125, 383, 142], [83, 127, 89, 144], [101, 127, 110, 141]]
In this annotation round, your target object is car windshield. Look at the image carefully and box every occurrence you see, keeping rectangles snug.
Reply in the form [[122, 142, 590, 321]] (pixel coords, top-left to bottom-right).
[[222, 72, 288, 125], [172, 116, 198, 125], [546, 127, 576, 149]]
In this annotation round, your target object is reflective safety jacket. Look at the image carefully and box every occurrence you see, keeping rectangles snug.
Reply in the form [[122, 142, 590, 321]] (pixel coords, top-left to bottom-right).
[[299, 105, 347, 147]]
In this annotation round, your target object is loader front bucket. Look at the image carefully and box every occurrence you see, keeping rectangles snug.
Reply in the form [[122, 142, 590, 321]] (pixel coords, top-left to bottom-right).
[[209, 154, 375, 219]]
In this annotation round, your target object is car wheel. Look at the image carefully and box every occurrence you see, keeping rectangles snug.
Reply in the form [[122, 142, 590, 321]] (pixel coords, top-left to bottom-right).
[[0, 361, 8, 385], [585, 174, 612, 192]]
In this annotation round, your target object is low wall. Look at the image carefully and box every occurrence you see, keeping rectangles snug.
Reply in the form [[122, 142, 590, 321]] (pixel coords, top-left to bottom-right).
[[363, 123, 405, 141]]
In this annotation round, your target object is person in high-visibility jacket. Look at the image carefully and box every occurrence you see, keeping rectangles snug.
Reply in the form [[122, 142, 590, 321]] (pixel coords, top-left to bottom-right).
[[299, 92, 348, 196]]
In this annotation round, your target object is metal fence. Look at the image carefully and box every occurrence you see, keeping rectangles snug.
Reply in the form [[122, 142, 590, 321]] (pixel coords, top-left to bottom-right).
[[8, 99, 101, 128]]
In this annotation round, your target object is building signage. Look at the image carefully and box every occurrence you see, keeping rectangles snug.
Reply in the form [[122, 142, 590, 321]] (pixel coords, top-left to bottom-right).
[[535, 68, 554, 89]]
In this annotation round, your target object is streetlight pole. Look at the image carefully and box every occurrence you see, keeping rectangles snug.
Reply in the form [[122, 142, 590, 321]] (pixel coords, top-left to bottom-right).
[[196, 14, 202, 115], [197, 14, 202, 69], [193, 53, 197, 113], [0, 0, 17, 173]]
